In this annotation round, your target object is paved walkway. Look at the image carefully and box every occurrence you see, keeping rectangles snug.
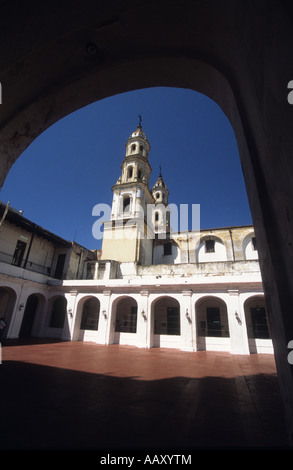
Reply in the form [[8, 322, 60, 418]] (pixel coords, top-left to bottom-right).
[[0, 341, 290, 450]]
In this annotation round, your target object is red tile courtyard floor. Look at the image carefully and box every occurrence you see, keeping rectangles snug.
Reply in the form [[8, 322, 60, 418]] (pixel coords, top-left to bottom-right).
[[0, 340, 290, 450]]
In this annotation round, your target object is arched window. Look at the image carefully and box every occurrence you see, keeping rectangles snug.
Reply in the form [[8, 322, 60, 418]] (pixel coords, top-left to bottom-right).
[[123, 196, 131, 212], [197, 236, 227, 262], [115, 297, 137, 333], [196, 297, 229, 338], [80, 297, 100, 331], [244, 297, 270, 339], [128, 166, 133, 179], [154, 297, 180, 335]]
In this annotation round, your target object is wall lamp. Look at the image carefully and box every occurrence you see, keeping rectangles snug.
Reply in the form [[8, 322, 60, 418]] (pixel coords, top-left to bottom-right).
[[235, 311, 242, 325], [185, 309, 192, 324], [102, 310, 107, 319], [68, 309, 73, 318], [141, 310, 147, 322], [18, 303, 24, 311]]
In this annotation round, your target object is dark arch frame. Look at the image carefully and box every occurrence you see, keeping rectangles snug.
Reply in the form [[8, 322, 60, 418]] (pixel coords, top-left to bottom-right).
[[0, 0, 293, 442]]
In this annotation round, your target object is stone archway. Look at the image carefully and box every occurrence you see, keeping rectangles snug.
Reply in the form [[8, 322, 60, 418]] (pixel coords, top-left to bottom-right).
[[1, 0, 293, 442], [195, 296, 230, 352], [74, 296, 101, 341], [151, 296, 181, 349], [244, 295, 273, 354], [112, 296, 138, 346]]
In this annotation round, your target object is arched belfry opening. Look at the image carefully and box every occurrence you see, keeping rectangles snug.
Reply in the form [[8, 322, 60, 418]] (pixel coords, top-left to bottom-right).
[[0, 0, 293, 444]]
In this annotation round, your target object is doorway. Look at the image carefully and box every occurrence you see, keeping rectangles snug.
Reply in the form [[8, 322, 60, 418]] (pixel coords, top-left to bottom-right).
[[19, 294, 39, 338]]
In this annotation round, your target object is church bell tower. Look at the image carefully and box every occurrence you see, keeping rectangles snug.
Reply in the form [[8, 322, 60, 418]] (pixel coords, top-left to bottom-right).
[[101, 120, 155, 264], [151, 169, 170, 237]]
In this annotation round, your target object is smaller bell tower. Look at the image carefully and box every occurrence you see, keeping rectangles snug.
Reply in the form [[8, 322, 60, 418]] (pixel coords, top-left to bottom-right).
[[151, 168, 170, 238], [101, 121, 155, 264]]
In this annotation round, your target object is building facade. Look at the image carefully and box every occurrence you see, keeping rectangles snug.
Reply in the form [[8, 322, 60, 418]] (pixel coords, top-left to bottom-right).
[[0, 124, 273, 355]]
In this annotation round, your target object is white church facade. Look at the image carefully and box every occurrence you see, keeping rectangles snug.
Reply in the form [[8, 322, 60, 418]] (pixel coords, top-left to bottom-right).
[[0, 124, 273, 355]]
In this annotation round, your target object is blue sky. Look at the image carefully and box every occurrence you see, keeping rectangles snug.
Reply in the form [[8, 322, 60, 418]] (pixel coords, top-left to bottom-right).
[[0, 87, 252, 250]]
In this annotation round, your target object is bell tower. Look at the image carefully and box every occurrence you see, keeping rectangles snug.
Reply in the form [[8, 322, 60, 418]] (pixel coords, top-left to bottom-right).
[[101, 120, 155, 264], [151, 168, 170, 237]]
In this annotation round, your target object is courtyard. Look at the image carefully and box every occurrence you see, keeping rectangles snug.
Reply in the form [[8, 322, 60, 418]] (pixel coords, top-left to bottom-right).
[[0, 340, 289, 450]]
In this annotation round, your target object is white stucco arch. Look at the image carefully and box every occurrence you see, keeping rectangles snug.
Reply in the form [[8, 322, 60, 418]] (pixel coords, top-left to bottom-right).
[[243, 232, 258, 260], [150, 295, 182, 349], [195, 295, 230, 352], [73, 294, 101, 342], [196, 236, 227, 263], [110, 295, 138, 347], [243, 294, 272, 354]]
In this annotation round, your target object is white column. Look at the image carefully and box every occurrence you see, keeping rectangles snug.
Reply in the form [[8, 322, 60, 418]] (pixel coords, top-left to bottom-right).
[[227, 290, 250, 354], [137, 290, 149, 348], [63, 289, 78, 340], [181, 290, 194, 351], [102, 290, 112, 344]]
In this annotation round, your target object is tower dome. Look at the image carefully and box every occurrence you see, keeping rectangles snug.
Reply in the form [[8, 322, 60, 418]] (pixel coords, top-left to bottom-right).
[[125, 119, 151, 160]]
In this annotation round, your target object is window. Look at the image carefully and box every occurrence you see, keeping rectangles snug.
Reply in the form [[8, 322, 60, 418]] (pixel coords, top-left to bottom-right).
[[164, 243, 172, 256], [123, 196, 131, 212], [140, 145, 143, 152], [97, 261, 106, 280], [128, 167, 133, 179], [115, 305, 137, 333], [250, 307, 270, 339], [138, 169, 142, 180], [206, 307, 222, 336], [12, 240, 27, 267], [155, 212, 159, 222], [80, 298, 100, 330], [54, 253, 66, 279], [205, 239, 215, 253], [131, 144, 136, 152], [154, 306, 180, 335]]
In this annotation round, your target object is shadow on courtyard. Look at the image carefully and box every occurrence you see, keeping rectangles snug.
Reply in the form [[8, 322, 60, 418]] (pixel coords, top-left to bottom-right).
[[0, 359, 289, 450]]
